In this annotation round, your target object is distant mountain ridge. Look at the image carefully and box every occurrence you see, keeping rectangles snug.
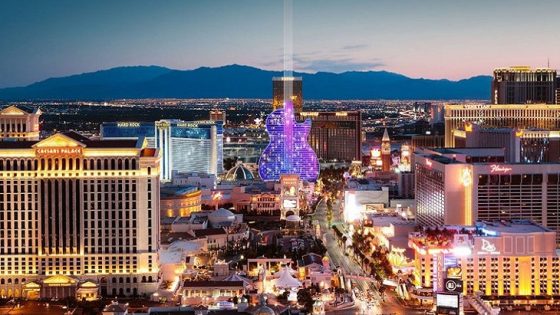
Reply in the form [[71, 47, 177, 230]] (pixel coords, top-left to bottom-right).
[[0, 64, 492, 100]]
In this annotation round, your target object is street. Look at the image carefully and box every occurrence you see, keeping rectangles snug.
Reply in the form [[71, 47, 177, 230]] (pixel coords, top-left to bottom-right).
[[314, 198, 425, 315]]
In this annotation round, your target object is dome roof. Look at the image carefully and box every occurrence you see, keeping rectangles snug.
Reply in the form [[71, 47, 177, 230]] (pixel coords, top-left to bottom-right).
[[254, 306, 276, 315], [225, 163, 254, 181], [285, 214, 301, 222], [208, 208, 236, 226], [253, 295, 276, 315]]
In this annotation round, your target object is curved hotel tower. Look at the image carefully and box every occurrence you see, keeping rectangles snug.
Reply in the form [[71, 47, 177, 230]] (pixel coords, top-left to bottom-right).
[[102, 120, 223, 181]]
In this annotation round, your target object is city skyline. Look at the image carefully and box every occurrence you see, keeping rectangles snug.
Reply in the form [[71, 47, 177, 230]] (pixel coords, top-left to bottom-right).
[[2, 1, 560, 313], [1, 0, 560, 88]]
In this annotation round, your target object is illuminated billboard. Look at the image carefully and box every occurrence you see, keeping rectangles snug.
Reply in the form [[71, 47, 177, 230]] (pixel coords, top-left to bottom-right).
[[436, 293, 459, 309], [283, 199, 297, 209]]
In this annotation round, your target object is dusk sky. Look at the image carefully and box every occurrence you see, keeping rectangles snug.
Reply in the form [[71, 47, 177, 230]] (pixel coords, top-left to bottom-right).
[[0, 0, 559, 88]]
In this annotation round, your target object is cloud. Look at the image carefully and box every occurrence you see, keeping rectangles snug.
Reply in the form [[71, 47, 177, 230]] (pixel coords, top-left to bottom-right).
[[294, 56, 384, 73], [257, 49, 384, 73]]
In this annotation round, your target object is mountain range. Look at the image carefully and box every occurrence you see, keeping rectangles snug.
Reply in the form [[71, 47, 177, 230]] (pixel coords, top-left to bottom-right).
[[0, 64, 492, 101]]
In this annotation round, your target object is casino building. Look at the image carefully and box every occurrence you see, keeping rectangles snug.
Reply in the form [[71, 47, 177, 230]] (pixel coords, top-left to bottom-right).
[[409, 220, 560, 307], [101, 120, 223, 181], [0, 131, 160, 299], [452, 122, 560, 163], [296, 111, 362, 162], [444, 104, 560, 147], [492, 66, 557, 105], [0, 105, 41, 141], [414, 147, 560, 245]]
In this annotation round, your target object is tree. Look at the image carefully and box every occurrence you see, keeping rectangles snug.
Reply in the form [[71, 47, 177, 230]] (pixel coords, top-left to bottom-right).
[[223, 157, 238, 170], [297, 288, 314, 312]]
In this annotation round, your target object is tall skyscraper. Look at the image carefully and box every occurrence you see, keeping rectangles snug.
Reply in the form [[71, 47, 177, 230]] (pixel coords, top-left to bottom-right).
[[272, 76, 303, 113], [296, 111, 362, 162], [0, 131, 160, 299], [492, 66, 557, 104], [0, 105, 41, 141], [444, 104, 560, 147], [209, 109, 226, 125], [101, 120, 223, 181]]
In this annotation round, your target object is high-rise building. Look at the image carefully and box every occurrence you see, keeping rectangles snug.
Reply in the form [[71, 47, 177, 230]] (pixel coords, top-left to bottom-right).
[[414, 147, 560, 245], [0, 131, 160, 299], [444, 104, 560, 147], [272, 76, 303, 113], [381, 128, 391, 172], [101, 120, 223, 181], [258, 100, 319, 182], [410, 134, 445, 152], [296, 111, 362, 162], [453, 123, 560, 163], [492, 66, 557, 104], [0, 105, 41, 141], [209, 110, 226, 125]]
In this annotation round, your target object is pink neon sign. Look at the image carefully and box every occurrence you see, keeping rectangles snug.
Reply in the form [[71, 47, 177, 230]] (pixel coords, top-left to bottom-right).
[[490, 164, 512, 173]]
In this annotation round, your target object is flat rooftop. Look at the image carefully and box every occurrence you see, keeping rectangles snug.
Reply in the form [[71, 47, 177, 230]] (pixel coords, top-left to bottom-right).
[[364, 213, 415, 227], [477, 220, 552, 234], [430, 147, 504, 156]]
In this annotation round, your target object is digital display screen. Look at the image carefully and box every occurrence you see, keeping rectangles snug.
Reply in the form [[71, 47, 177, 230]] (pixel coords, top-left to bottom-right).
[[283, 199, 297, 209], [436, 293, 459, 309]]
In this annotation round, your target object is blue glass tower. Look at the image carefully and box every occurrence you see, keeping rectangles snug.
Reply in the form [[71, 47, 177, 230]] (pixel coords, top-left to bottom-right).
[[101, 120, 223, 181]]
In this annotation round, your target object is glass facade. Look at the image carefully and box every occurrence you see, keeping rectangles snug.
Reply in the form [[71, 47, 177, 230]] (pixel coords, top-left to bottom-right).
[[101, 120, 223, 181]]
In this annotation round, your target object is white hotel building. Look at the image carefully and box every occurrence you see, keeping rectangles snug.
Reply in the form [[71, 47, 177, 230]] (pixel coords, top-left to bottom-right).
[[0, 131, 160, 300], [414, 147, 560, 245]]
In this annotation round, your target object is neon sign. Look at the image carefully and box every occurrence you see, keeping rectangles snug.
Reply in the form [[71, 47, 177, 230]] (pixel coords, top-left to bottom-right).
[[477, 239, 500, 255], [117, 122, 140, 127], [490, 164, 512, 173], [481, 239, 496, 252], [36, 147, 83, 156], [461, 168, 472, 186]]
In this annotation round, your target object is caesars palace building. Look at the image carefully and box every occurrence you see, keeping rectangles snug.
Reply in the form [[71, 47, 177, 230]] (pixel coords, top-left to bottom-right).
[[0, 106, 160, 300]]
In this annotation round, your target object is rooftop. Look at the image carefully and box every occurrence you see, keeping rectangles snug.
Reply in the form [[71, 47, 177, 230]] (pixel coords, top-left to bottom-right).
[[161, 185, 200, 198], [182, 280, 244, 288], [477, 220, 552, 235], [364, 213, 416, 227], [193, 228, 227, 237]]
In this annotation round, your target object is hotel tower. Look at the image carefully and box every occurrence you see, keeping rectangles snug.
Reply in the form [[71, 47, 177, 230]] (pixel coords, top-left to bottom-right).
[[0, 117, 160, 300]]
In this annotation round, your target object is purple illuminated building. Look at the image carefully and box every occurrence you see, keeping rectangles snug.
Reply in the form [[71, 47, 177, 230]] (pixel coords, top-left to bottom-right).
[[258, 100, 319, 181]]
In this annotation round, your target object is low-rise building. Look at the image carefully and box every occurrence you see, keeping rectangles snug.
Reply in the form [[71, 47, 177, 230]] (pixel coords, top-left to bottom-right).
[[161, 185, 202, 218], [181, 281, 245, 305]]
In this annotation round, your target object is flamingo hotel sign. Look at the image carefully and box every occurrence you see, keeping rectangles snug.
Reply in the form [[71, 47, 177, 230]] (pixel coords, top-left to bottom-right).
[[490, 164, 512, 173]]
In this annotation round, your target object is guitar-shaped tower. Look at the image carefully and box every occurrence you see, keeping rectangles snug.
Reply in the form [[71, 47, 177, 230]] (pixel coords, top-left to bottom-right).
[[258, 97, 319, 182], [258, 0, 319, 182]]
